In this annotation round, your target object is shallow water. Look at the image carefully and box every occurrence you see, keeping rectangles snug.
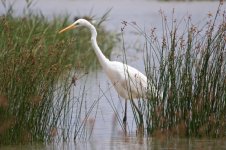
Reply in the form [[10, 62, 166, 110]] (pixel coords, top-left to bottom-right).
[[1, 137, 226, 149], [0, 0, 225, 149]]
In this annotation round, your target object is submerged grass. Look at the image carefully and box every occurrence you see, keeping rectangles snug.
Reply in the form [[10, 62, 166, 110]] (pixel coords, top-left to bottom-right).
[[0, 3, 116, 144], [125, 3, 225, 138]]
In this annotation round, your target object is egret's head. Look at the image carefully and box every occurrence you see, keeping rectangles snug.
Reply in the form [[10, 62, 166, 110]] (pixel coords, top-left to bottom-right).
[[59, 19, 91, 34]]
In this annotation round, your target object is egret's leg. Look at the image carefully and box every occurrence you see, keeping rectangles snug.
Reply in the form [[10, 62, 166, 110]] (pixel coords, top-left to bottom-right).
[[123, 99, 127, 124], [130, 99, 144, 135], [131, 99, 143, 124]]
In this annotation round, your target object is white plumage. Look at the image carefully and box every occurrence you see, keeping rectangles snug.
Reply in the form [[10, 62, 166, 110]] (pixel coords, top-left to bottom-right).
[[105, 61, 147, 100], [59, 19, 152, 123]]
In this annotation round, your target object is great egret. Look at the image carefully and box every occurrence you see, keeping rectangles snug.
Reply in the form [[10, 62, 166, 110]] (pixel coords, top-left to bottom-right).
[[59, 19, 152, 124]]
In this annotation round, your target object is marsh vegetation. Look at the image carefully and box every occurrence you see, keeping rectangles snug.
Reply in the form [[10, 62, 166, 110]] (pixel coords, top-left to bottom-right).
[[126, 2, 225, 138], [0, 1, 115, 144]]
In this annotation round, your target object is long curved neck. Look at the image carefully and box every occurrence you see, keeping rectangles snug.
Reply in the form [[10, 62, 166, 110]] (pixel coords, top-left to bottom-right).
[[89, 25, 110, 70]]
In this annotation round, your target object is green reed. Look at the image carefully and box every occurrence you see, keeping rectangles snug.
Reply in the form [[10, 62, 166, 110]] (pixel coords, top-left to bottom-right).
[[128, 3, 225, 137], [0, 4, 115, 144]]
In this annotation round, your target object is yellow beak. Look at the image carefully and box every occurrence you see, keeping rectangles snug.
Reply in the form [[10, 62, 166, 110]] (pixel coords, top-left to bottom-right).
[[59, 24, 76, 34]]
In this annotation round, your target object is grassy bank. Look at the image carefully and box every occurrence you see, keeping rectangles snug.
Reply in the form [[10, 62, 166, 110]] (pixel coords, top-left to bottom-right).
[[126, 3, 225, 138], [0, 8, 115, 144]]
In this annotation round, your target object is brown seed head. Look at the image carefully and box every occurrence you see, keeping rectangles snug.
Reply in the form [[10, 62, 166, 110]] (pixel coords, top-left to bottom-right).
[[0, 96, 8, 109], [30, 96, 42, 107]]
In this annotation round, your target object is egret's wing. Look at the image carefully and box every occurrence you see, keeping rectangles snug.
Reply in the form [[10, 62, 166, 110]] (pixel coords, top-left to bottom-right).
[[120, 66, 147, 99]]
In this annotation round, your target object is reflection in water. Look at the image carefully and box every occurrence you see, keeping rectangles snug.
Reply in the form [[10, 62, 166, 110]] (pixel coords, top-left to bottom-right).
[[1, 137, 226, 149]]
